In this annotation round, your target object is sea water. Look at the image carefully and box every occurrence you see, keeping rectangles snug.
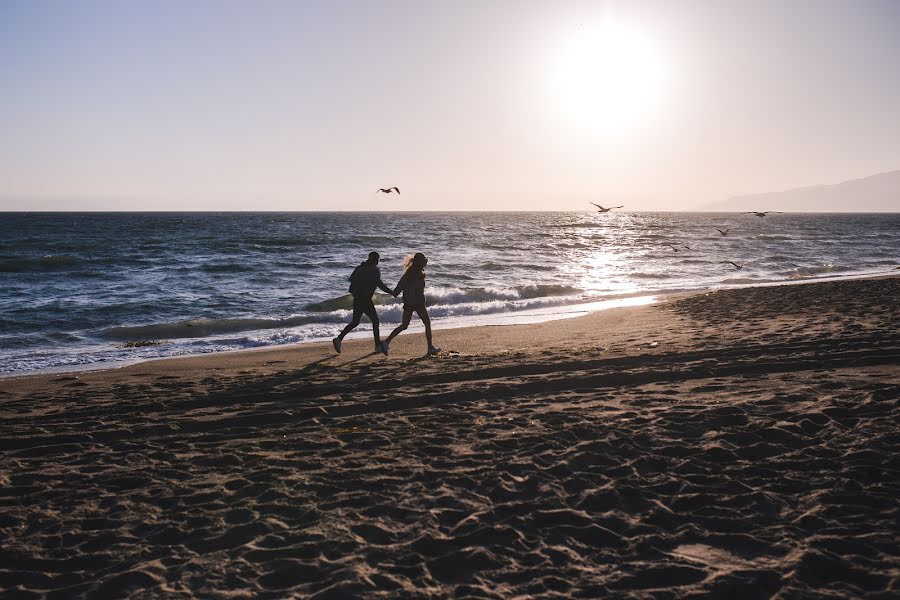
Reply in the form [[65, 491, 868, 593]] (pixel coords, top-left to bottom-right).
[[1, 212, 897, 375]]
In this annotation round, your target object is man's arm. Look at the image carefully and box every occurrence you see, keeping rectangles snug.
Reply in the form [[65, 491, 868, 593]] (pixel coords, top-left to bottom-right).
[[375, 268, 393, 295]]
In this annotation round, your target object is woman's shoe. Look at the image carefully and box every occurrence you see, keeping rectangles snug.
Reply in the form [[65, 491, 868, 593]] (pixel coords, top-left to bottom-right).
[[427, 345, 441, 355]]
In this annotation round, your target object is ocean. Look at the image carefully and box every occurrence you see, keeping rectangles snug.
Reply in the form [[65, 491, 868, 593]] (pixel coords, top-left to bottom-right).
[[1, 211, 897, 376]]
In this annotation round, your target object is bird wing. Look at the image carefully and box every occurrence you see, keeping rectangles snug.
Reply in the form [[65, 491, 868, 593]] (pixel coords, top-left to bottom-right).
[[589, 202, 604, 209], [613, 205, 624, 209], [392, 187, 400, 194]]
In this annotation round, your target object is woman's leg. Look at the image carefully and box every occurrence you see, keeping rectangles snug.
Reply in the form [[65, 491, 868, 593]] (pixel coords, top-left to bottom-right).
[[386, 308, 413, 344], [415, 306, 433, 348]]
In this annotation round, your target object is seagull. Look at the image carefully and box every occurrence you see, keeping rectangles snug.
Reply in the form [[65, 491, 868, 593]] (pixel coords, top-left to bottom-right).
[[716, 228, 731, 236], [589, 202, 624, 213], [745, 211, 777, 217], [377, 187, 400, 194], [721, 261, 744, 269], [665, 244, 691, 252]]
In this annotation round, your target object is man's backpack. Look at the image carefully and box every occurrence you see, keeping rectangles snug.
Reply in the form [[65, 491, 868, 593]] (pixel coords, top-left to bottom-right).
[[348, 264, 362, 294]]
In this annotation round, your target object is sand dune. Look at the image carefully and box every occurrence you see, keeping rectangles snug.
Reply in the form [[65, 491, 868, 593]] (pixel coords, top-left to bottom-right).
[[1, 277, 898, 598]]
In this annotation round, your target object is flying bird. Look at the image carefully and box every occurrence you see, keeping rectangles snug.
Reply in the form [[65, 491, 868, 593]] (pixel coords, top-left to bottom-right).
[[589, 202, 624, 213], [721, 261, 744, 269], [665, 244, 691, 252], [377, 187, 400, 194], [745, 211, 777, 217], [716, 228, 731, 236]]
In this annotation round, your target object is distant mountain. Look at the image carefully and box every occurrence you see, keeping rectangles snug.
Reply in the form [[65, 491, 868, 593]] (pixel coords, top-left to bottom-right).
[[705, 170, 900, 212]]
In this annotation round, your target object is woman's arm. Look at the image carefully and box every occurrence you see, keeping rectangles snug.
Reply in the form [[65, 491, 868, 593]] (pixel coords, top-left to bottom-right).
[[392, 272, 407, 297]]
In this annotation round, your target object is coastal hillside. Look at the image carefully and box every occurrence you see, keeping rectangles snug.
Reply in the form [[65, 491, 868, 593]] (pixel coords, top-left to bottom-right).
[[707, 169, 900, 212]]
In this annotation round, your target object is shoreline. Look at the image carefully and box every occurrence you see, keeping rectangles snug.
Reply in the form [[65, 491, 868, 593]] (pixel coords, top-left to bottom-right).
[[2, 275, 898, 596], [3, 269, 898, 382]]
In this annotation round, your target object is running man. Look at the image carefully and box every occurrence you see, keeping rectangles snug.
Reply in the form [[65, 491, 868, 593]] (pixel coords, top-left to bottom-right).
[[333, 251, 392, 354]]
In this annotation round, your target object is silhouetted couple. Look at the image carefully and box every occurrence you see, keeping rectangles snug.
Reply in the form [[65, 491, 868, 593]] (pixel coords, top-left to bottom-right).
[[332, 251, 440, 356]]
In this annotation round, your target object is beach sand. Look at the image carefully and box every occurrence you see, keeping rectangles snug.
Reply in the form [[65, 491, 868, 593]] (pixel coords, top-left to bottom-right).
[[2, 277, 898, 598]]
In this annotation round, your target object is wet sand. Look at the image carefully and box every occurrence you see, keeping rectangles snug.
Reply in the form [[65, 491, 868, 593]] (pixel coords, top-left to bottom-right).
[[2, 277, 898, 598]]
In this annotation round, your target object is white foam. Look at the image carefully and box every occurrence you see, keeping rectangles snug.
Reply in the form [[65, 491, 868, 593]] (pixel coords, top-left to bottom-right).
[[333, 295, 657, 342]]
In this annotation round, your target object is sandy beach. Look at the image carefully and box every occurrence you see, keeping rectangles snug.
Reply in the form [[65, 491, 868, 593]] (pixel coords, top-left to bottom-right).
[[2, 276, 898, 598]]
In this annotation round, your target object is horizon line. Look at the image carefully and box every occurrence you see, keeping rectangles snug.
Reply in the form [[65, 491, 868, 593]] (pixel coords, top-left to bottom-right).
[[2, 209, 898, 214]]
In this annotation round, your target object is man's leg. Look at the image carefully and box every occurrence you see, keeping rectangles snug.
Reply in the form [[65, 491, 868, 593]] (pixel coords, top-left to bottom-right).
[[361, 299, 381, 348], [338, 304, 363, 339], [334, 303, 364, 353]]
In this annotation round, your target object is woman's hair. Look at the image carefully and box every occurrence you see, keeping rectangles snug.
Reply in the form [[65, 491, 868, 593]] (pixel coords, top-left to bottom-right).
[[403, 252, 428, 278]]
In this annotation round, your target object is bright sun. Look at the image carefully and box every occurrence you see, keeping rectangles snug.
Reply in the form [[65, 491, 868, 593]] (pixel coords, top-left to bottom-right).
[[551, 18, 666, 137]]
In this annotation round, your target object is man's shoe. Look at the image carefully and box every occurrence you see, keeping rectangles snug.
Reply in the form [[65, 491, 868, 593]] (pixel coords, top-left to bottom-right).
[[332, 337, 342, 354], [381, 340, 390, 356], [428, 345, 441, 355]]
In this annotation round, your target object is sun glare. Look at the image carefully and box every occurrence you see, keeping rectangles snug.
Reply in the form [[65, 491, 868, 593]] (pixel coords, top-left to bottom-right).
[[551, 18, 666, 138]]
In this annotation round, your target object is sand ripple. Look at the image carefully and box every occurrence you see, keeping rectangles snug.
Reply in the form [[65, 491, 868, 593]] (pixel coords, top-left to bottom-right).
[[2, 278, 898, 597]]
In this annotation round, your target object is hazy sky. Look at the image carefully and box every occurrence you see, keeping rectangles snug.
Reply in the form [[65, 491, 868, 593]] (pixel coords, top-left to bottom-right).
[[2, 0, 899, 211]]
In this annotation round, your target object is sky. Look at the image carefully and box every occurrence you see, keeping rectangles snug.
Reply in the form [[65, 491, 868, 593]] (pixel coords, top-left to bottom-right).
[[1, 0, 899, 211]]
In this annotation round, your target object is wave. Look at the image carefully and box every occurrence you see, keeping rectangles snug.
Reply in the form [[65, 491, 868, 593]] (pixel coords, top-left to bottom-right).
[[99, 314, 338, 341], [245, 237, 320, 248], [475, 243, 534, 251], [102, 284, 588, 341], [305, 294, 387, 312], [214, 324, 343, 349], [784, 264, 854, 279], [0, 254, 156, 273], [0, 255, 85, 272], [305, 285, 582, 313], [763, 255, 798, 262], [199, 262, 257, 273], [429, 286, 549, 305], [481, 262, 554, 271]]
